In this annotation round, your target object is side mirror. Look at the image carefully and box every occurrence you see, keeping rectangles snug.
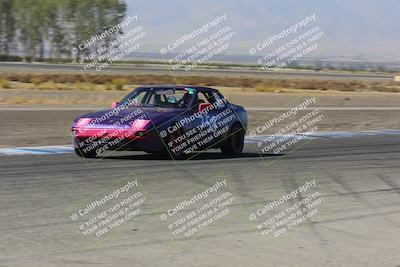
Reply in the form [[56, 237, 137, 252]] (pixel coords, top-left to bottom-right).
[[198, 103, 212, 112], [111, 102, 119, 109]]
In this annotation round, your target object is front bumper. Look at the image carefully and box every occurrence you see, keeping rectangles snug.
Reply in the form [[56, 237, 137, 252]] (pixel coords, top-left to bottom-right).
[[72, 127, 165, 153]]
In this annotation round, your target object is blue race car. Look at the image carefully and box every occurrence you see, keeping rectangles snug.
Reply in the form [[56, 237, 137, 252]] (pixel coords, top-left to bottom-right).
[[72, 85, 247, 159]]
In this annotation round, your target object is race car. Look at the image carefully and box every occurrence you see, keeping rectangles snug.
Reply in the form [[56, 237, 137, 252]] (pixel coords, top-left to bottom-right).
[[72, 85, 247, 159]]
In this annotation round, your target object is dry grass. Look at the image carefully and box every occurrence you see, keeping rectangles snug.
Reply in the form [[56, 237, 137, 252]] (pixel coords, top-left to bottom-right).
[[0, 79, 11, 89], [2, 85, 400, 107], [111, 78, 128, 90], [0, 73, 399, 93], [29, 77, 42, 85], [254, 82, 286, 93]]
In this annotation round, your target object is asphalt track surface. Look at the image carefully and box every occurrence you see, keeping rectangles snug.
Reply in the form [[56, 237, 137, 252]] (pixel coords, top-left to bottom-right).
[[1, 134, 399, 266], [0, 62, 395, 81]]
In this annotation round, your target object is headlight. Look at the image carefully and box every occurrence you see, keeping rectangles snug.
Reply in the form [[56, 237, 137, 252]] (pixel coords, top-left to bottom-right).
[[130, 119, 151, 131], [76, 118, 93, 127]]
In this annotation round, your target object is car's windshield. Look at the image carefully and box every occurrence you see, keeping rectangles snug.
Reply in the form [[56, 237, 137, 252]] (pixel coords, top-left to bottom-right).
[[119, 87, 195, 109]]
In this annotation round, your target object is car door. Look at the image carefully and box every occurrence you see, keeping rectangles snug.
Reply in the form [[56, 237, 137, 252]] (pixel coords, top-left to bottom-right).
[[192, 90, 228, 149]]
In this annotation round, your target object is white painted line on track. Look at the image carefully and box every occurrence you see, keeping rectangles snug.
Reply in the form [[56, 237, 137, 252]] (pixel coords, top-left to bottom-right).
[[244, 133, 316, 144], [0, 145, 74, 156], [0, 130, 399, 156]]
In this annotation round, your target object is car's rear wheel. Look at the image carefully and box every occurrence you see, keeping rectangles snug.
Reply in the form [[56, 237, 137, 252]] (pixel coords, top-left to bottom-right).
[[74, 148, 97, 158], [221, 124, 244, 156]]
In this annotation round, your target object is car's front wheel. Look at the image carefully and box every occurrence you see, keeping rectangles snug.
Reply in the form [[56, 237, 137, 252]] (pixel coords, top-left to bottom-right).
[[221, 124, 244, 156]]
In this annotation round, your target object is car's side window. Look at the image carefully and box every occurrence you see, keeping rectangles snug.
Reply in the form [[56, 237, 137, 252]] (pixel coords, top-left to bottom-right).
[[212, 92, 226, 109], [122, 91, 146, 106], [134, 91, 146, 105], [197, 92, 212, 106]]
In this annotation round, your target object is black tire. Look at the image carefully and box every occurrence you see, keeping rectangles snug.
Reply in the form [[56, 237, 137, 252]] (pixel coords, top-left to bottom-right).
[[221, 124, 244, 156], [74, 148, 97, 158]]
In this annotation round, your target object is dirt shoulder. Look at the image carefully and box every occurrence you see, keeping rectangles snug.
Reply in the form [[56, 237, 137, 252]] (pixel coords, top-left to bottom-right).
[[1, 87, 400, 108]]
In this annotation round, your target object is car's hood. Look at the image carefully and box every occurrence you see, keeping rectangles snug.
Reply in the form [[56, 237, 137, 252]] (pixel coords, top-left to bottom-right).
[[74, 106, 186, 127]]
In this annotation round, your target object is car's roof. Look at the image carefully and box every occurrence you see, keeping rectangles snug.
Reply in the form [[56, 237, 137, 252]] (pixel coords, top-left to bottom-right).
[[136, 84, 218, 92]]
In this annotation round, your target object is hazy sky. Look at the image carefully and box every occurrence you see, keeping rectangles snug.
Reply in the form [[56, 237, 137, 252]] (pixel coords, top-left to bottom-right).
[[125, 0, 400, 58]]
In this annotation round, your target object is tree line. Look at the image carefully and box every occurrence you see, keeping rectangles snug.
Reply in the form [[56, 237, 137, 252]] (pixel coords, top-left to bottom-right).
[[0, 0, 126, 61]]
